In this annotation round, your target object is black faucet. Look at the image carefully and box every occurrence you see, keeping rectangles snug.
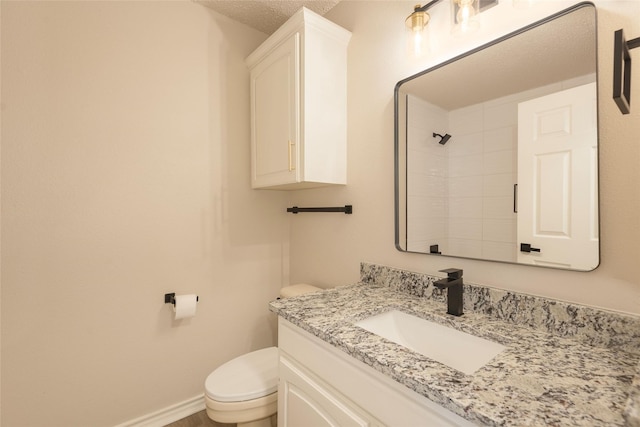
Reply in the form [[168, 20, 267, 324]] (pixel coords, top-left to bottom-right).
[[433, 268, 464, 316]]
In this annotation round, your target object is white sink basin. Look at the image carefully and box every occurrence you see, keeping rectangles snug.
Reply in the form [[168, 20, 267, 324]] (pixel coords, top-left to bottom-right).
[[354, 310, 506, 375]]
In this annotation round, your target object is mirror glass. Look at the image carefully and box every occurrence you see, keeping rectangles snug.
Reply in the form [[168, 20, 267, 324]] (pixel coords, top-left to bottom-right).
[[395, 4, 599, 271]]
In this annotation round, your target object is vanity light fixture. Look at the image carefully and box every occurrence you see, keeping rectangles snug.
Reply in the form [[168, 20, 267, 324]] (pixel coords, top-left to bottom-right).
[[452, 0, 499, 34], [406, 0, 498, 56], [452, 0, 479, 33], [405, 0, 443, 57], [613, 29, 640, 114]]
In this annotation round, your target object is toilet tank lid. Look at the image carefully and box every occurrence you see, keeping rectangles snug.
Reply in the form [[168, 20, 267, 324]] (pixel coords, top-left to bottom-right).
[[205, 347, 279, 402], [280, 284, 321, 298]]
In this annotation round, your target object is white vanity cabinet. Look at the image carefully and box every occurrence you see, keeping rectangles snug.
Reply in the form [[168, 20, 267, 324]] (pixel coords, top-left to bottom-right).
[[278, 318, 475, 427], [245, 8, 351, 190], [279, 355, 380, 426]]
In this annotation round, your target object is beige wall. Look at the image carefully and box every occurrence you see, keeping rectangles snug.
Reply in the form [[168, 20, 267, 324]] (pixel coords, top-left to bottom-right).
[[1, 1, 288, 426], [0, 1, 3, 420], [1, 1, 640, 426], [290, 0, 640, 315]]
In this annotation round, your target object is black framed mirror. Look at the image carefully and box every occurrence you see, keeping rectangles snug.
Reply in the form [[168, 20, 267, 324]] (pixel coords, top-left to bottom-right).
[[394, 2, 599, 271]]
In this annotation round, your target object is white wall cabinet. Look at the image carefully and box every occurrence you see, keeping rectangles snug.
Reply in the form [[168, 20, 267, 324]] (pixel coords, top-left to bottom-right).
[[278, 318, 476, 427], [246, 8, 351, 190]]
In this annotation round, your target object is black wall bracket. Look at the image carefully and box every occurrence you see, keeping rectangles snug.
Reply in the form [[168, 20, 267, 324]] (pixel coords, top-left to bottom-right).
[[164, 293, 199, 305], [164, 293, 176, 304], [613, 29, 640, 115], [287, 205, 353, 214]]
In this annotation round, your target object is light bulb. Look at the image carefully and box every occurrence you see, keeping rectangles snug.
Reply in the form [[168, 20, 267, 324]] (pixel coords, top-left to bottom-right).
[[411, 28, 424, 57], [405, 7, 430, 58], [453, 0, 479, 35], [456, 3, 475, 25]]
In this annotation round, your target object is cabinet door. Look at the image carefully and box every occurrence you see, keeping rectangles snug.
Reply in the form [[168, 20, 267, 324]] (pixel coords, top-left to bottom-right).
[[279, 356, 376, 427], [250, 33, 299, 188]]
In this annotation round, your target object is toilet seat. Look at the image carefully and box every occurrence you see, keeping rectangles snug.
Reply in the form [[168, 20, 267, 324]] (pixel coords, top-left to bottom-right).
[[205, 347, 279, 402]]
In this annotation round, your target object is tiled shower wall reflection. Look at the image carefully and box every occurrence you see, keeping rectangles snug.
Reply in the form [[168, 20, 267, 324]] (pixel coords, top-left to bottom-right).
[[405, 73, 596, 262]]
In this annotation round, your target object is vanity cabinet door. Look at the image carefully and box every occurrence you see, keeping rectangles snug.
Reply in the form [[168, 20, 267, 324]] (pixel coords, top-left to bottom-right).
[[249, 33, 299, 189], [279, 355, 378, 427]]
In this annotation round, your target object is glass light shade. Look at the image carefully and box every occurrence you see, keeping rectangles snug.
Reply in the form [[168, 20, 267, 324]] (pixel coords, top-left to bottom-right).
[[406, 7, 430, 58], [452, 0, 480, 35]]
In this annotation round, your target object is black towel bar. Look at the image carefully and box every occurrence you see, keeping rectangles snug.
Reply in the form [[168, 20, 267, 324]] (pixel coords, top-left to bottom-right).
[[287, 205, 353, 214]]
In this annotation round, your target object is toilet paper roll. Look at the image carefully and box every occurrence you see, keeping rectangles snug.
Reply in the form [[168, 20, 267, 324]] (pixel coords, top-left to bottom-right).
[[173, 294, 198, 320]]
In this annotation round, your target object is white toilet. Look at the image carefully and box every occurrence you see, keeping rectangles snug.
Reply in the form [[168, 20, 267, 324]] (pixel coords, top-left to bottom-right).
[[204, 284, 321, 427]]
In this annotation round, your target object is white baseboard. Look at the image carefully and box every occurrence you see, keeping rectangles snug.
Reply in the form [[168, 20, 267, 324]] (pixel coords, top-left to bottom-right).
[[115, 394, 206, 427]]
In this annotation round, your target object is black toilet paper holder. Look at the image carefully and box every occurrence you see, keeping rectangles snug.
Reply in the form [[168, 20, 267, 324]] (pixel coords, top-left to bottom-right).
[[164, 293, 199, 305]]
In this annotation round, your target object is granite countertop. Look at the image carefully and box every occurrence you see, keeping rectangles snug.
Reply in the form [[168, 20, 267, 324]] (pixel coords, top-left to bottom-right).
[[270, 282, 640, 426]]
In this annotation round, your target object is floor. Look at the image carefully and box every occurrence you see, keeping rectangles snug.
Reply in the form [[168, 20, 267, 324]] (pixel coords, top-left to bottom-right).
[[166, 410, 277, 427], [164, 410, 233, 427]]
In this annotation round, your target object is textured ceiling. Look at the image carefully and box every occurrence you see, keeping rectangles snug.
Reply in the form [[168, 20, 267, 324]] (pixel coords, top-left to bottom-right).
[[197, 0, 342, 34]]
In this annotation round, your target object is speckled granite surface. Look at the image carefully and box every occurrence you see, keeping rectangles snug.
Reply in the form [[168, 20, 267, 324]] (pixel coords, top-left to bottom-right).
[[360, 263, 640, 355], [270, 263, 640, 426]]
